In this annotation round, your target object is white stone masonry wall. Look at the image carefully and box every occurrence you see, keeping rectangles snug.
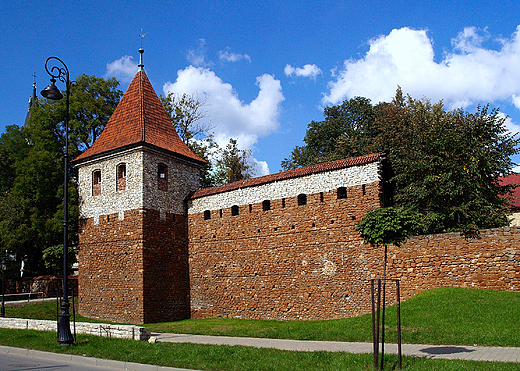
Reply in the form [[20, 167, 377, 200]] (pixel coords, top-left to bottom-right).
[[188, 161, 380, 214], [0, 317, 150, 341]]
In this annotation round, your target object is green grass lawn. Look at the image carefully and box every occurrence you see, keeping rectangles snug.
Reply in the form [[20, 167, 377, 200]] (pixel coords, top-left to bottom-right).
[[4, 287, 520, 347], [1, 287, 519, 370], [146, 287, 520, 347], [1, 328, 519, 371]]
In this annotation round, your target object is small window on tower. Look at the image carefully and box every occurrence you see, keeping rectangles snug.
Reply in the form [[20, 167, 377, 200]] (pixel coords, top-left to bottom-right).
[[158, 164, 168, 191], [297, 193, 307, 206], [92, 170, 101, 196], [231, 205, 239, 216], [116, 163, 126, 191], [262, 200, 271, 211]]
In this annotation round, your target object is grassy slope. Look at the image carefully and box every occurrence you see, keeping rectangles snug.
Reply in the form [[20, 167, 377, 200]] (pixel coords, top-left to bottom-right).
[[5, 287, 520, 347], [147, 287, 520, 347]]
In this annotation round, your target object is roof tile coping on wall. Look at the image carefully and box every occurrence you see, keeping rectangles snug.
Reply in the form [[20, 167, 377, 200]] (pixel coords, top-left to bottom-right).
[[188, 153, 384, 200]]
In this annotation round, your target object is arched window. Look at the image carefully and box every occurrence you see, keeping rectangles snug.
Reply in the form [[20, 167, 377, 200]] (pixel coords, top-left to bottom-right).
[[92, 170, 102, 196], [262, 200, 271, 211], [158, 164, 168, 191], [116, 163, 126, 191], [297, 193, 307, 206], [337, 187, 347, 199], [231, 205, 239, 216], [204, 210, 211, 220]]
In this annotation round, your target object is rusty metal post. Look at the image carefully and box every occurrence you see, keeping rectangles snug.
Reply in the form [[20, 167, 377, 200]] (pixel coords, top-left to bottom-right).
[[376, 279, 381, 367], [371, 280, 378, 368], [397, 280, 402, 369]]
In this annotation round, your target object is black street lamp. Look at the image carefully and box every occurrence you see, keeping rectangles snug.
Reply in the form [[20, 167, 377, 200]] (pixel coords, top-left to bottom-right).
[[1, 257, 6, 318], [41, 56, 74, 345]]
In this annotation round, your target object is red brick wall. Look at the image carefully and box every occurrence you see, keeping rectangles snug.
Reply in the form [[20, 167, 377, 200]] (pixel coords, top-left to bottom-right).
[[142, 210, 190, 323], [387, 227, 519, 300], [188, 183, 383, 320], [78, 209, 190, 324], [188, 183, 519, 321]]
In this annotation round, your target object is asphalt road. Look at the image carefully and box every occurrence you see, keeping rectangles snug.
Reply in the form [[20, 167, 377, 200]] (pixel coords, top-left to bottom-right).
[[0, 351, 109, 371]]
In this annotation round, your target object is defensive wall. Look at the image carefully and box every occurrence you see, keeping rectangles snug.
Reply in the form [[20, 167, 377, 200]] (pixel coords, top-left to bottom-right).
[[186, 154, 519, 320], [187, 155, 387, 320]]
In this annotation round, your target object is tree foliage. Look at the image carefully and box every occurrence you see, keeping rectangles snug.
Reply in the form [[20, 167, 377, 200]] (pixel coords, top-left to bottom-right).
[[216, 138, 255, 184], [0, 74, 121, 275], [356, 206, 420, 248], [284, 89, 520, 234], [161, 92, 211, 145], [161, 93, 254, 187]]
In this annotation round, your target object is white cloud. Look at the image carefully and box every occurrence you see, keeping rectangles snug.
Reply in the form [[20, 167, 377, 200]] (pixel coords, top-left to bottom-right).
[[252, 159, 270, 176], [284, 64, 322, 79], [498, 112, 520, 136], [105, 56, 138, 83], [323, 26, 520, 111], [187, 39, 213, 67], [163, 66, 285, 173], [512, 94, 520, 110], [218, 49, 252, 63]]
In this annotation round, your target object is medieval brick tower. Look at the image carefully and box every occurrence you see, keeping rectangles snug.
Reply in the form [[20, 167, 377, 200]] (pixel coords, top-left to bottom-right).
[[74, 49, 205, 324]]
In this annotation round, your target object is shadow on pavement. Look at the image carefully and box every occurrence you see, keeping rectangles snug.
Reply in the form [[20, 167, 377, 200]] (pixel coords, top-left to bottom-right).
[[420, 346, 475, 355]]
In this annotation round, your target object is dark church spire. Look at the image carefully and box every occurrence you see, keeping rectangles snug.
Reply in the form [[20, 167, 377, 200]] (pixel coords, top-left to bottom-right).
[[24, 74, 38, 127]]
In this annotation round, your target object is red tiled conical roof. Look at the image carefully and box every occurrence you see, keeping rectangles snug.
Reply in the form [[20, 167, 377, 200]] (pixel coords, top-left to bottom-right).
[[74, 70, 205, 164]]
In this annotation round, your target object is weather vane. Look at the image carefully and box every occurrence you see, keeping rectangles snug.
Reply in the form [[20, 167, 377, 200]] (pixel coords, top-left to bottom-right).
[[139, 29, 147, 48]]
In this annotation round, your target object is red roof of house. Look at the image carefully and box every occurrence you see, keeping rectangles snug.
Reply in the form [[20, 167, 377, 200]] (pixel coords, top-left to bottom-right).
[[189, 153, 383, 200], [499, 173, 520, 209], [73, 70, 205, 165]]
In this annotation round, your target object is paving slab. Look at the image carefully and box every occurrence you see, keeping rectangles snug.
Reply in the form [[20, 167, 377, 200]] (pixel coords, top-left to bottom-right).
[[153, 333, 520, 363]]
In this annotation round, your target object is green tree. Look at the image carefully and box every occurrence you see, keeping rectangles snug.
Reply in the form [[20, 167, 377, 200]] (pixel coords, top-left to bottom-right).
[[161, 92, 211, 145], [374, 92, 519, 233], [282, 96, 378, 169], [160, 92, 226, 187], [285, 89, 520, 234], [0, 75, 121, 275], [217, 138, 255, 183]]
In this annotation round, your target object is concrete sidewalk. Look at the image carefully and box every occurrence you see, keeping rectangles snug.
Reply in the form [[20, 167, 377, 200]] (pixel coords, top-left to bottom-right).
[[152, 333, 520, 363]]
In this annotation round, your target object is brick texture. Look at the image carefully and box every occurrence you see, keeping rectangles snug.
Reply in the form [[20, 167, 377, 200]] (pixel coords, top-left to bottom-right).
[[188, 185, 519, 321], [188, 183, 383, 320], [78, 209, 189, 324]]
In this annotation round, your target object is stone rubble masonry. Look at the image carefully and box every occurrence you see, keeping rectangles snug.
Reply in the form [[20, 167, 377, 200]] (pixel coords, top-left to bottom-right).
[[0, 318, 150, 341], [78, 208, 190, 324], [77, 145, 200, 221], [188, 161, 380, 214], [387, 227, 519, 298], [188, 183, 519, 320]]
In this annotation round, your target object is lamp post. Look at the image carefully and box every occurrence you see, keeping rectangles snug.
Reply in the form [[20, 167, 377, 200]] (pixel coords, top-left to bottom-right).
[[41, 56, 74, 345], [1, 258, 6, 318]]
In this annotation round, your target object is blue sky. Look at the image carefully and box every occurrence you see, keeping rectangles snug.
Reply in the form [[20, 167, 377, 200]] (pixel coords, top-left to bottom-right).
[[3, 0, 520, 174]]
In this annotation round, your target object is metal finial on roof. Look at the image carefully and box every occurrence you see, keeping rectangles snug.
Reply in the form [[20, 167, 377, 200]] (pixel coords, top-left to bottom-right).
[[138, 29, 147, 71]]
